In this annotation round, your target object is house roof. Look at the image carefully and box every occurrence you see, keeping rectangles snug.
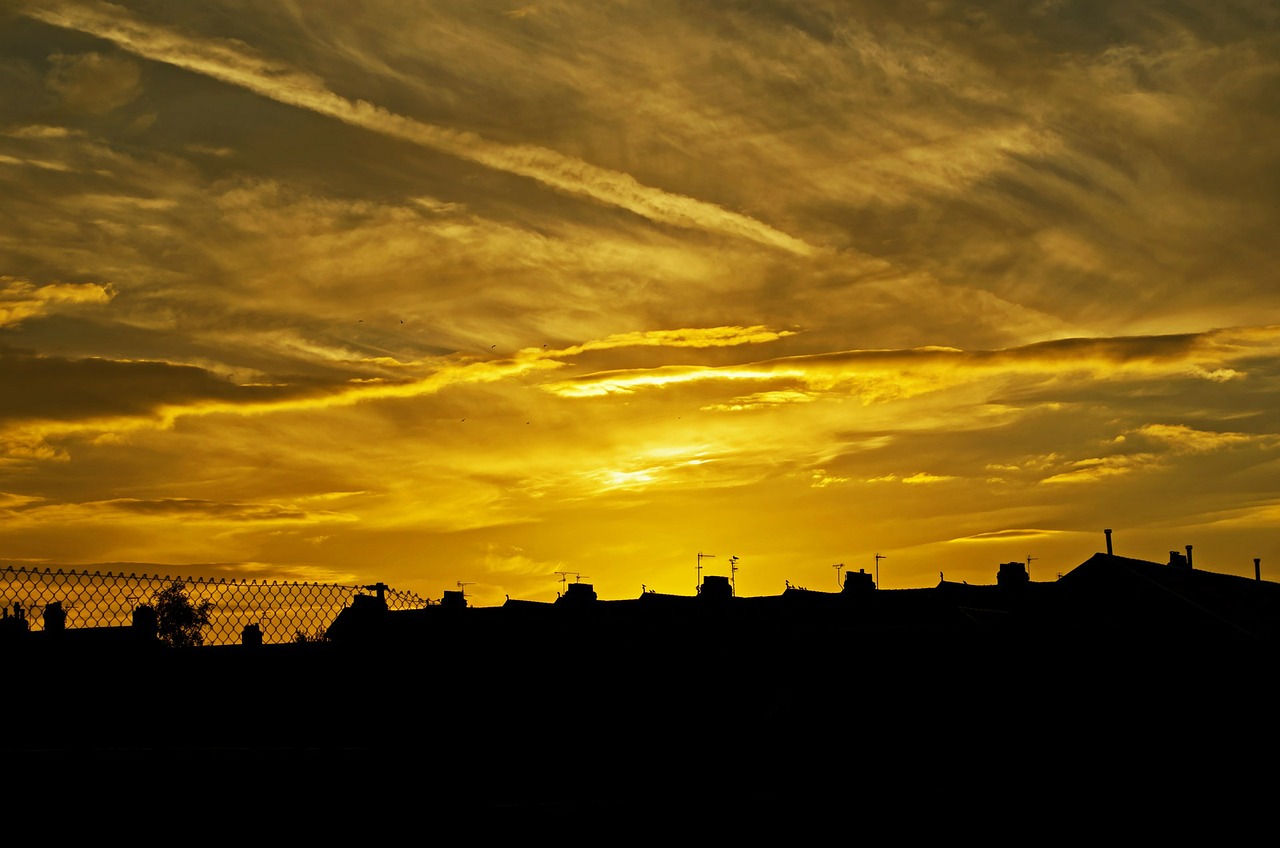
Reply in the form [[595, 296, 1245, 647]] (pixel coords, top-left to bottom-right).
[[320, 551, 1280, 669]]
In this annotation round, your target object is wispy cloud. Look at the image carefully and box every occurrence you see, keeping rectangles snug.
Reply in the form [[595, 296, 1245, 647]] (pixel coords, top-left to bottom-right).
[[1130, 423, 1268, 454], [45, 50, 142, 114], [19, 0, 815, 255], [542, 327, 1280, 400], [1, 324, 792, 447], [951, 529, 1065, 543], [0, 277, 115, 326], [533, 326, 796, 359], [1039, 454, 1156, 485]]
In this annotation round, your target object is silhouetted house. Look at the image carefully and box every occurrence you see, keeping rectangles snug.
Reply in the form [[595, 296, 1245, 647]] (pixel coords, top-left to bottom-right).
[[317, 549, 1280, 669], [1055, 551, 1280, 648], [323, 591, 389, 644]]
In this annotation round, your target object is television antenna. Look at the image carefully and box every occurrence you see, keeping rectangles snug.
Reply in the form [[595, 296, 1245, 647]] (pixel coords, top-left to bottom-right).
[[832, 563, 844, 588], [874, 553, 886, 589], [554, 571, 580, 594], [456, 581, 474, 598], [1026, 555, 1037, 579], [696, 552, 715, 593]]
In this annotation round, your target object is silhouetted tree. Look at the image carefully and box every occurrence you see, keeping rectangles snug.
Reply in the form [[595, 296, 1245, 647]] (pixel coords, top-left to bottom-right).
[[153, 580, 213, 647], [294, 627, 328, 644]]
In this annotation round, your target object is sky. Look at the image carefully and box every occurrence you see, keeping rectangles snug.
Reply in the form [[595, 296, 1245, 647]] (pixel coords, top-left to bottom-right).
[[2, 0, 1278, 607]]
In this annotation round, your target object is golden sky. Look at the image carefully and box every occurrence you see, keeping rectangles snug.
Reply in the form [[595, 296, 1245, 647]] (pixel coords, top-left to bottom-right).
[[2, 0, 1278, 605]]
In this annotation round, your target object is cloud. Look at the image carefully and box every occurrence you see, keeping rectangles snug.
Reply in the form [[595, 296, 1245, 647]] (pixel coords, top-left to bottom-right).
[[1039, 454, 1157, 485], [5, 495, 360, 527], [0, 346, 314, 426], [951, 529, 1064, 543], [579, 451, 716, 495], [702, 390, 816, 412], [810, 469, 849, 488], [542, 326, 1280, 401], [3, 125, 81, 140], [901, 472, 955, 485], [20, 0, 814, 255], [0, 341, 566, 461], [0, 492, 44, 509], [0, 153, 74, 172], [540, 326, 1280, 404], [0, 431, 67, 465], [1131, 423, 1269, 454], [0, 277, 116, 326], [865, 472, 953, 484], [540, 325, 797, 358], [102, 497, 309, 521], [45, 50, 142, 114]]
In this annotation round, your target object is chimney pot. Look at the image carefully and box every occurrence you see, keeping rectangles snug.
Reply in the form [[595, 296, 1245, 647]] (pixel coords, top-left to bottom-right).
[[1104, 528, 1113, 555]]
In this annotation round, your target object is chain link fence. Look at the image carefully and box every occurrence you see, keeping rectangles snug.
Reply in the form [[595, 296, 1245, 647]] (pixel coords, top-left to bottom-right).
[[0, 565, 432, 646]]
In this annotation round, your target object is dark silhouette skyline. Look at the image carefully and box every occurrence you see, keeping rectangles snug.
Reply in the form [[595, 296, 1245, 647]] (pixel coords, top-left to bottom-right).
[[9, 543, 1279, 820]]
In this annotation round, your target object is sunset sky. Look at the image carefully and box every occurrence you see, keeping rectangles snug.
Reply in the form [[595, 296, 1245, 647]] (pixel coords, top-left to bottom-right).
[[3, 0, 1278, 607]]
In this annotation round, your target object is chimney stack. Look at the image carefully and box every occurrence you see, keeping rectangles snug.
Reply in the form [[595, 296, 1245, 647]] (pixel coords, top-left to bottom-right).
[[1104, 528, 1113, 555], [1186, 544, 1193, 569], [1256, 558, 1262, 581]]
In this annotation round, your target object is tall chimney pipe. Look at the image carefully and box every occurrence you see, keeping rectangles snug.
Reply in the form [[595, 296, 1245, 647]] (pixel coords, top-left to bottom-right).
[[1104, 528, 1113, 555], [1186, 544, 1193, 569], [1256, 558, 1262, 581]]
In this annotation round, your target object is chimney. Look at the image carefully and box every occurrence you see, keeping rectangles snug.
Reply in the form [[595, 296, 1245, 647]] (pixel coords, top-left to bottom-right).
[[43, 601, 66, 634], [997, 561, 1029, 589], [1104, 528, 1113, 555], [1256, 558, 1262, 581], [1185, 544, 1193, 569]]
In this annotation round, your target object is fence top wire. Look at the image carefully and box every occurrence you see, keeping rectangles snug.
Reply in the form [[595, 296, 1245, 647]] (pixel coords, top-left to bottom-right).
[[1, 565, 432, 645]]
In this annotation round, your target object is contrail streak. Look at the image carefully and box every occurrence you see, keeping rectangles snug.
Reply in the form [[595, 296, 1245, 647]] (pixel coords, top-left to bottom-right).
[[21, 0, 815, 255]]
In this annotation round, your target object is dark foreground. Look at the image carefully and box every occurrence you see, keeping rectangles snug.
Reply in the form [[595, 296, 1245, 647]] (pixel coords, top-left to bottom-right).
[[8, 551, 1280, 826], [9, 618, 1276, 819]]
